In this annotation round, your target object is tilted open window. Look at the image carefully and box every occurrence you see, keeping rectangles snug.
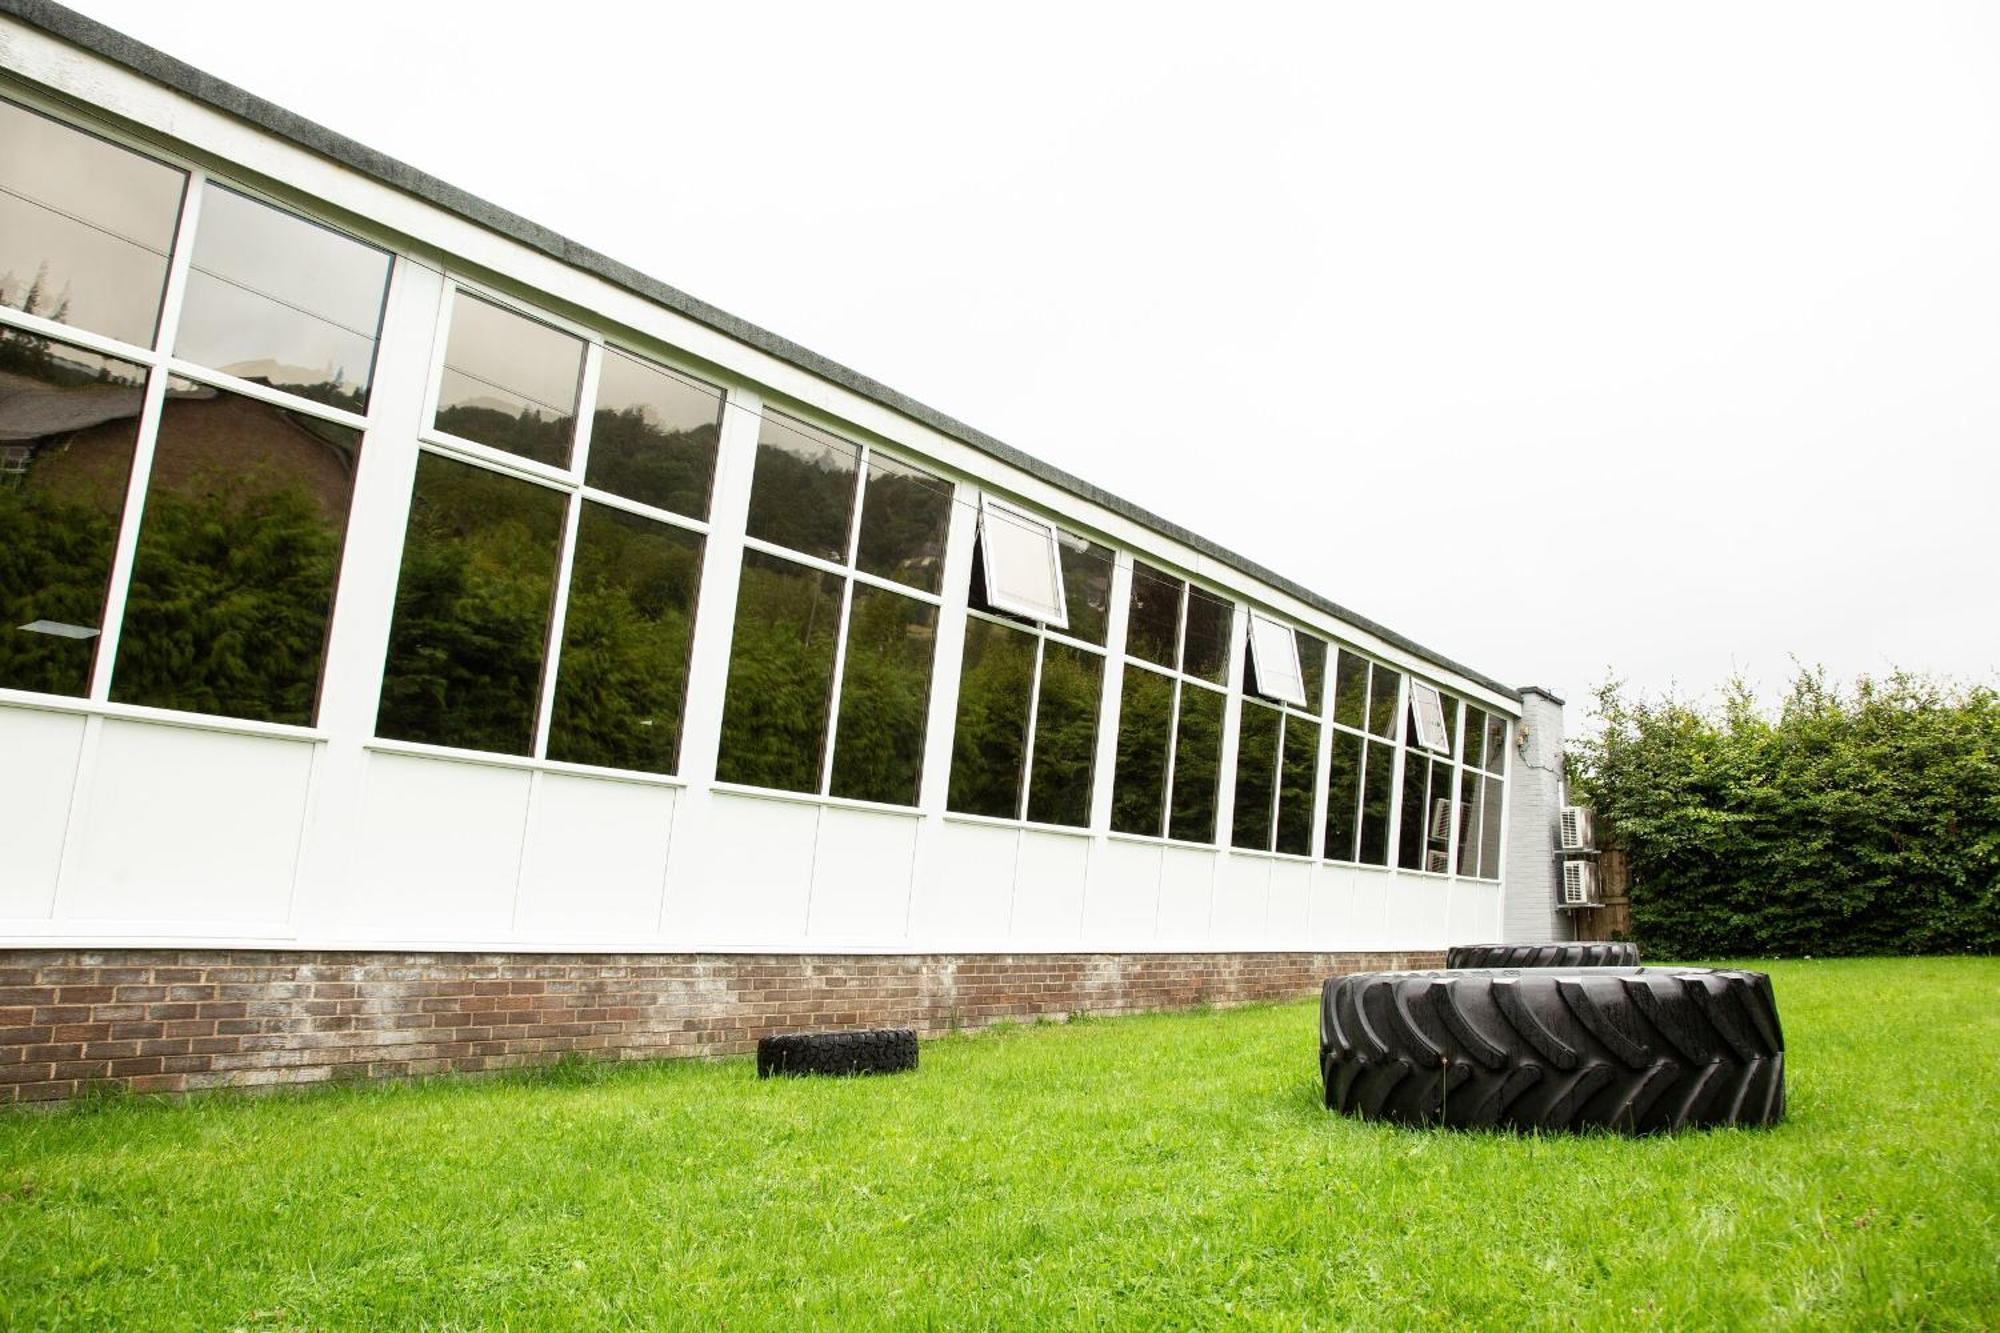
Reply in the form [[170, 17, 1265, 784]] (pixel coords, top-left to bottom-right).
[[977, 494, 1069, 629], [1246, 613, 1308, 708], [1409, 681, 1452, 753]]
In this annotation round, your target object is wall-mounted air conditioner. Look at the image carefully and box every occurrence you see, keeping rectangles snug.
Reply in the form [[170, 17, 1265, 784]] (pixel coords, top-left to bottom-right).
[[1561, 860, 1600, 907], [1559, 805, 1596, 852]]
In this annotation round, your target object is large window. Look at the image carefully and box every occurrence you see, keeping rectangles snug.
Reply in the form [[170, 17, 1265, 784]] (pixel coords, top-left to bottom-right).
[[715, 409, 953, 805], [1232, 621, 1326, 856], [1399, 680, 1461, 874], [0, 103, 389, 727], [1110, 562, 1234, 842], [1322, 649, 1403, 866], [377, 288, 721, 773], [947, 510, 1114, 827], [1455, 704, 1508, 880]]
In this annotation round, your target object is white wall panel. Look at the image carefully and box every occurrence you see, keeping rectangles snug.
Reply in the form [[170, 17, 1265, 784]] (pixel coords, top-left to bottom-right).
[[1265, 859, 1311, 947], [807, 806, 920, 944], [666, 791, 816, 945], [1156, 846, 1217, 941], [1011, 830, 1089, 941], [1307, 863, 1362, 950], [1083, 838, 1161, 943], [0, 706, 85, 919], [514, 774, 675, 940], [1387, 876, 1452, 949], [1450, 880, 1503, 944], [1210, 853, 1271, 943], [911, 821, 1016, 942], [66, 720, 312, 925], [348, 753, 529, 938]]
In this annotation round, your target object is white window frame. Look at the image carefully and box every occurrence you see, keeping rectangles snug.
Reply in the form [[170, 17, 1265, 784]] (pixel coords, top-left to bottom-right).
[[976, 493, 1070, 630], [1111, 564, 1235, 847], [1245, 612, 1308, 708]]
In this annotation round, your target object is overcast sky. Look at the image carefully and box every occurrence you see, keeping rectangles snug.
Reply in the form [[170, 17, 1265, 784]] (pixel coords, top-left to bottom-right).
[[67, 0, 2000, 719]]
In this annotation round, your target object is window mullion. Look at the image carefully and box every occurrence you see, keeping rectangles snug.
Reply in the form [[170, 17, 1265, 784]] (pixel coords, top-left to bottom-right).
[[817, 575, 859, 795], [1160, 676, 1183, 840], [1017, 634, 1047, 822], [531, 486, 587, 760]]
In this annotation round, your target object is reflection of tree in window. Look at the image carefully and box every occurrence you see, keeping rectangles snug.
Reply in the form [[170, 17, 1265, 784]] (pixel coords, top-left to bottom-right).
[[110, 383, 361, 725], [1111, 665, 1174, 835], [1323, 730, 1363, 860], [545, 503, 703, 774], [743, 414, 856, 562], [715, 551, 842, 792], [1125, 562, 1181, 667], [855, 456, 950, 592], [585, 350, 722, 519], [948, 617, 1034, 818], [1275, 717, 1319, 855], [375, 454, 565, 753], [1169, 683, 1225, 840], [1026, 643, 1101, 826], [1232, 700, 1281, 849], [0, 330, 145, 697], [432, 293, 582, 468], [829, 584, 937, 804]]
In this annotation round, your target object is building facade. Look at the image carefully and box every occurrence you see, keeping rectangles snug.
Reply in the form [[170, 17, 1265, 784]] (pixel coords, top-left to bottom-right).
[[0, 2, 1563, 1102]]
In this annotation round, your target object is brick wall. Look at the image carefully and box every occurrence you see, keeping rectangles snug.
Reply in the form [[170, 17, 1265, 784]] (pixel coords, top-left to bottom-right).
[[0, 948, 1441, 1104]]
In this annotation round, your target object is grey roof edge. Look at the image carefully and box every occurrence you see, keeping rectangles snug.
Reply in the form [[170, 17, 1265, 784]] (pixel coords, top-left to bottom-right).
[[2, 0, 1520, 704], [1518, 685, 1568, 707]]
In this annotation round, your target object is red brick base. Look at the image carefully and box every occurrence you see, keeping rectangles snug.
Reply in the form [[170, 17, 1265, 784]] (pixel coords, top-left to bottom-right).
[[0, 949, 1442, 1104]]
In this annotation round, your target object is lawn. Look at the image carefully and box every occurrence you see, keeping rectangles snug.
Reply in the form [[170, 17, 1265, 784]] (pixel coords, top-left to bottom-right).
[[1, 957, 1995, 1329]]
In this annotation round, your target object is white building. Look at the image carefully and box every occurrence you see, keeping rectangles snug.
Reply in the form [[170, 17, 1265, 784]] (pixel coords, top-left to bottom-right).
[[0, 2, 1567, 1100]]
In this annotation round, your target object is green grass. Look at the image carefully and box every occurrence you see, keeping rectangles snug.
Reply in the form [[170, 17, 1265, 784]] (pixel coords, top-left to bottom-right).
[[1, 957, 1995, 1329]]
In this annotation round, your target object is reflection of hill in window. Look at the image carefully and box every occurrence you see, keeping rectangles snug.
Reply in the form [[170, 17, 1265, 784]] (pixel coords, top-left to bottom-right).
[[744, 433, 855, 561], [585, 406, 717, 518], [435, 398, 574, 465]]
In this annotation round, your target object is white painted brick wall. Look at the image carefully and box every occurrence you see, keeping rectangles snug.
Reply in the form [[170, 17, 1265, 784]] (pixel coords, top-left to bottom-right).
[[1500, 688, 1567, 943]]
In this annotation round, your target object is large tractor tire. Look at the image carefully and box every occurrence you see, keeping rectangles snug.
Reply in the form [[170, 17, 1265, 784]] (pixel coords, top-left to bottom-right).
[[757, 1028, 918, 1078], [1445, 942, 1639, 969], [1319, 967, 1784, 1134]]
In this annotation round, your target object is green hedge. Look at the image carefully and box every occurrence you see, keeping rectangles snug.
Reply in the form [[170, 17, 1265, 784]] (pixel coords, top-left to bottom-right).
[[1571, 671, 1998, 957]]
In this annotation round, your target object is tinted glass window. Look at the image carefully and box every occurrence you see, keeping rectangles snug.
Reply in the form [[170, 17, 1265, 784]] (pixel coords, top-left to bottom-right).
[[1481, 775, 1504, 876], [175, 185, 390, 412], [1027, 641, 1101, 827], [1485, 714, 1508, 774], [1358, 739, 1395, 864], [1323, 729, 1363, 861], [1462, 705, 1487, 772], [376, 454, 565, 753], [715, 549, 842, 792], [1333, 650, 1369, 730], [1368, 665, 1402, 738], [828, 584, 937, 805], [1125, 562, 1181, 667], [856, 452, 951, 593], [1181, 589, 1231, 684], [545, 503, 703, 774], [744, 411, 856, 563], [0, 99, 185, 347], [1168, 683, 1224, 842], [1110, 665, 1173, 835], [1275, 716, 1319, 856], [1057, 532, 1114, 646], [1231, 700, 1280, 850], [111, 381, 360, 724], [1297, 635, 1327, 713], [1457, 768, 1483, 876], [1398, 753, 1430, 871], [584, 349, 722, 519], [433, 293, 582, 467], [0, 333, 148, 696], [948, 616, 1035, 818]]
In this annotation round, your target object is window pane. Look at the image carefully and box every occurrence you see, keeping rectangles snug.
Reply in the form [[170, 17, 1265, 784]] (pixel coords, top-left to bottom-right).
[[1027, 641, 1101, 827], [1058, 532, 1114, 646], [1169, 682, 1224, 842], [1333, 650, 1369, 730], [1182, 588, 1231, 685], [110, 382, 360, 724], [1275, 715, 1319, 856], [1297, 635, 1327, 713], [715, 549, 842, 792], [545, 503, 703, 775], [1461, 705, 1487, 772], [1485, 714, 1508, 775], [948, 616, 1034, 818], [856, 453, 951, 593], [1323, 729, 1363, 861], [1368, 665, 1402, 738], [433, 292, 582, 467], [829, 583, 937, 805], [1110, 664, 1173, 835], [376, 453, 565, 752], [0, 99, 185, 348], [0, 333, 148, 696], [1457, 768, 1483, 876], [1398, 752, 1429, 871], [1481, 775, 1504, 878], [584, 349, 721, 519], [1358, 739, 1395, 865], [745, 411, 856, 563], [175, 185, 390, 412], [1125, 561, 1180, 668], [1230, 699, 1280, 851]]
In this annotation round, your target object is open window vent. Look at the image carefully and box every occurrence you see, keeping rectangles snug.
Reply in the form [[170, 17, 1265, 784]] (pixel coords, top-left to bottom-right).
[[1246, 612, 1308, 708], [1559, 806, 1596, 852], [1429, 797, 1454, 843], [1409, 682, 1452, 753], [1561, 860, 1600, 907]]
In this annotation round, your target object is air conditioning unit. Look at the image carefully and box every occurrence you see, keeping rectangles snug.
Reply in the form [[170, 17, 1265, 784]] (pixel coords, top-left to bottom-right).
[[1559, 805, 1596, 852], [1429, 798, 1454, 843], [1561, 860, 1600, 907], [1425, 849, 1452, 874]]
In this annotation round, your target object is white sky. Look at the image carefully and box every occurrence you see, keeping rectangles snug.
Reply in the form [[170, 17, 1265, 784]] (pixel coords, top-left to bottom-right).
[[65, 0, 2000, 719]]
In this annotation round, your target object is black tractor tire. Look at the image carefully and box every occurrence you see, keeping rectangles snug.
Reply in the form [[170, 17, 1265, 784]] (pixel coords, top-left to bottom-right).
[[757, 1028, 918, 1078], [1445, 942, 1640, 969], [1319, 967, 1784, 1134]]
